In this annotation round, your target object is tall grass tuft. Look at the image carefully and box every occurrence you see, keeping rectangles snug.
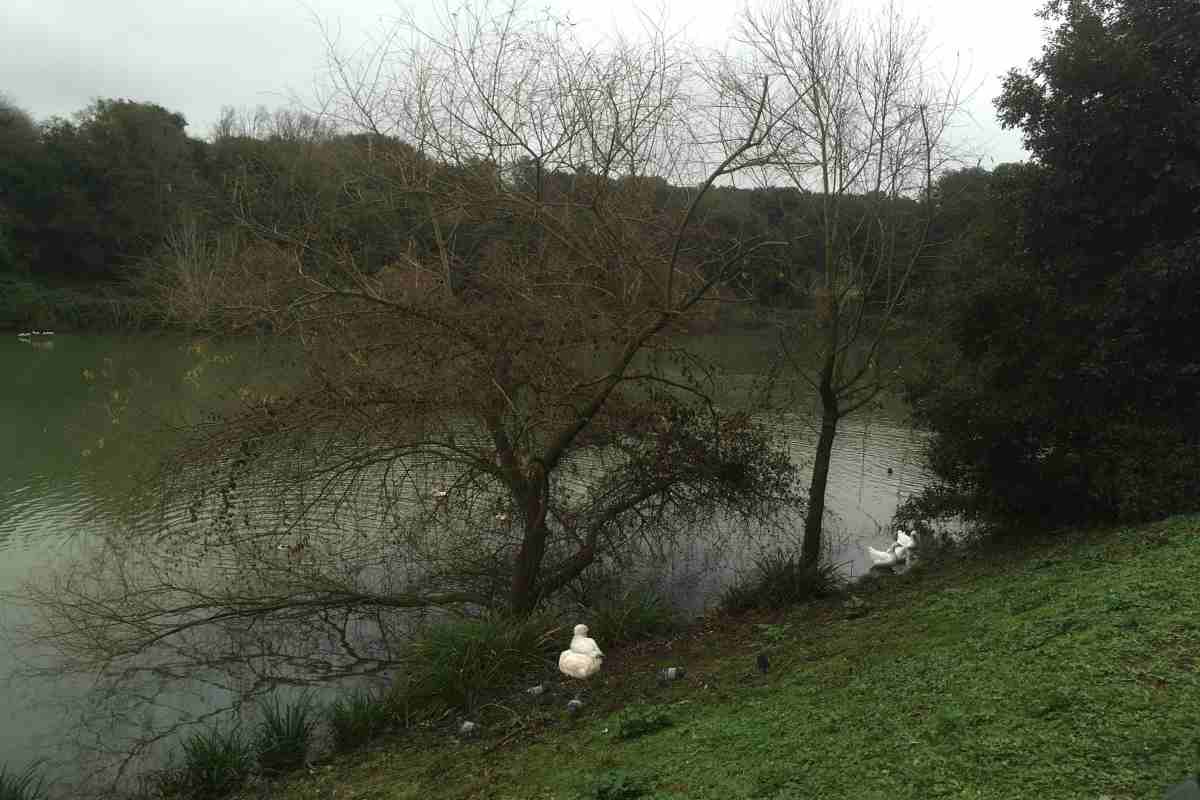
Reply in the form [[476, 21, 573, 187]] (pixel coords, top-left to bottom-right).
[[402, 613, 559, 712], [327, 689, 394, 753], [584, 768, 653, 800], [0, 762, 47, 800], [173, 724, 254, 798], [720, 549, 845, 612], [584, 586, 680, 646], [255, 691, 317, 773]]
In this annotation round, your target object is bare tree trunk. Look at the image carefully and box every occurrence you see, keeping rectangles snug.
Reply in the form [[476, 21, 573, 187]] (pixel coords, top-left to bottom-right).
[[802, 351, 839, 565], [509, 456, 555, 615], [510, 523, 546, 615], [736, 0, 957, 567]]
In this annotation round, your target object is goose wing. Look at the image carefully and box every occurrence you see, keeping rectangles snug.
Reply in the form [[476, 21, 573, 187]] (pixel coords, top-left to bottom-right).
[[571, 635, 603, 657], [560, 649, 601, 679]]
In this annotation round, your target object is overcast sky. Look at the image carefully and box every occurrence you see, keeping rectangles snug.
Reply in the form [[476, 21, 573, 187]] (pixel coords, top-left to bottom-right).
[[2, 0, 1047, 166]]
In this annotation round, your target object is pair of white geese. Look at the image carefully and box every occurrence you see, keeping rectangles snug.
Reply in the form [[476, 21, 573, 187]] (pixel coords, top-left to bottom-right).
[[867, 529, 918, 569]]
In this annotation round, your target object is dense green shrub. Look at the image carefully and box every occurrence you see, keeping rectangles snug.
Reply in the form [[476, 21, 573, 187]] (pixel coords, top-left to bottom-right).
[[905, 0, 1200, 532], [254, 691, 317, 773], [326, 689, 394, 752], [907, 242, 1200, 529], [583, 586, 681, 647], [720, 549, 844, 613], [161, 724, 254, 799], [402, 613, 559, 712]]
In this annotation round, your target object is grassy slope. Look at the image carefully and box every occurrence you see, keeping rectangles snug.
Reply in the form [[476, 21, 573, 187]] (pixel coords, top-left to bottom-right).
[[256, 515, 1200, 800]]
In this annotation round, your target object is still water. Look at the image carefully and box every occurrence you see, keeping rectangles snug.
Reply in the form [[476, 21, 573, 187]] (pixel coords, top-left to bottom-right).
[[0, 332, 930, 791]]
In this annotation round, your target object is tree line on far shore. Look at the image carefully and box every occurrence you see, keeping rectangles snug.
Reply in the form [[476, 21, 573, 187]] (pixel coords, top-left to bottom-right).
[[0, 95, 936, 314]]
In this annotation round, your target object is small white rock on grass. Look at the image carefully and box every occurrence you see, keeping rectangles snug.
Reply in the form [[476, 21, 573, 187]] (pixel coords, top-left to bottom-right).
[[656, 666, 686, 686]]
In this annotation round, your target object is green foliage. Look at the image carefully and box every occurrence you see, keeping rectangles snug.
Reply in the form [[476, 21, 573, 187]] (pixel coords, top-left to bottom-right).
[[0, 276, 46, 328], [720, 549, 844, 613], [254, 691, 317, 773], [0, 762, 46, 800], [201, 129, 423, 278], [580, 585, 681, 647], [909, 0, 1200, 531], [34, 100, 202, 279], [167, 724, 254, 799], [753, 622, 792, 647], [998, 0, 1200, 261], [909, 229, 1200, 530], [401, 614, 559, 712], [0, 217, 19, 274], [0, 275, 145, 330], [0, 90, 946, 321], [0, 96, 49, 276], [615, 705, 674, 742], [582, 769, 654, 800], [326, 689, 394, 752]]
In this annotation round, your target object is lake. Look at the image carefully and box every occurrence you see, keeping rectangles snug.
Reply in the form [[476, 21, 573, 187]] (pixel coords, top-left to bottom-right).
[[0, 331, 931, 793]]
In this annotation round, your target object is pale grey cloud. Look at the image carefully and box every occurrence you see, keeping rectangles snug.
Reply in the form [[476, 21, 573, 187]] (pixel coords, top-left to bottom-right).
[[2, 0, 1045, 163]]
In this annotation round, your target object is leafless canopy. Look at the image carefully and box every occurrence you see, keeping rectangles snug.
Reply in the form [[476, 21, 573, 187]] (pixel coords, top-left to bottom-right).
[[728, 0, 961, 563]]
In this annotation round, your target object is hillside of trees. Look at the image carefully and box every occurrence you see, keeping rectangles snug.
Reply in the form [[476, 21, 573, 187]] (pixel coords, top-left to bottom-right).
[[0, 96, 937, 324]]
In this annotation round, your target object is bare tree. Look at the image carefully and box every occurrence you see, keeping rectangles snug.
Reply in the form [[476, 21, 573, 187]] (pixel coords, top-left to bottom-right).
[[735, 0, 959, 564], [12, 3, 798, 782], [265, 1, 798, 615]]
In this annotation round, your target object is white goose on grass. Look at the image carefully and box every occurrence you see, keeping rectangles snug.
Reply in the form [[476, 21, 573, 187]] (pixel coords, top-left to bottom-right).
[[558, 624, 603, 704]]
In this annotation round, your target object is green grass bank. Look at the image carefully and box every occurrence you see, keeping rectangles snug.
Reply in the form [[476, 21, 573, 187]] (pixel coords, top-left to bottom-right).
[[235, 515, 1200, 800]]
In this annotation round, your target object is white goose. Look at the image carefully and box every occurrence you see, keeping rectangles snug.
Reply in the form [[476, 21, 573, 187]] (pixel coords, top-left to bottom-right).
[[558, 623, 603, 688], [867, 529, 917, 568], [866, 544, 902, 568]]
